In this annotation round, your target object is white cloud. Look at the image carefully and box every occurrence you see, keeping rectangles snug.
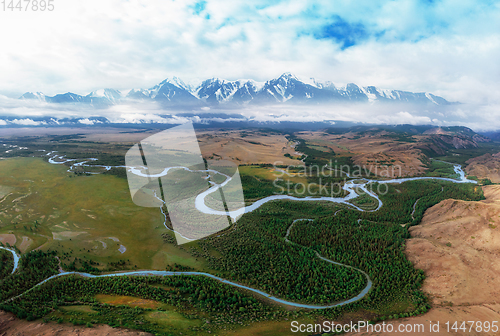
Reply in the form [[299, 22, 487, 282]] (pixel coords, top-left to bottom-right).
[[0, 0, 499, 129], [375, 111, 432, 125], [10, 119, 44, 126], [1, 95, 500, 131], [78, 118, 97, 125]]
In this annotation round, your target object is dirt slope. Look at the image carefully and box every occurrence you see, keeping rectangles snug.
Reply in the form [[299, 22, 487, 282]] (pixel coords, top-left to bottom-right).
[[408, 188, 500, 307], [349, 185, 500, 335], [466, 153, 500, 183], [0, 311, 152, 336]]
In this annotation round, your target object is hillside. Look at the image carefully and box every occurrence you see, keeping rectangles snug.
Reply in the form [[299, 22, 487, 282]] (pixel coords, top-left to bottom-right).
[[350, 184, 500, 335]]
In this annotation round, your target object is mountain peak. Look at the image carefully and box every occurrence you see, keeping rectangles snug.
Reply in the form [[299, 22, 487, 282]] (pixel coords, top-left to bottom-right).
[[158, 77, 192, 92], [278, 72, 299, 81], [19, 92, 46, 101], [16, 75, 452, 107], [87, 88, 122, 100], [201, 77, 227, 85]]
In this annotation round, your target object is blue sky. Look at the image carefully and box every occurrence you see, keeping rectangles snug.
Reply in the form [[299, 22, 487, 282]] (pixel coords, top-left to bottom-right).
[[0, 0, 499, 128]]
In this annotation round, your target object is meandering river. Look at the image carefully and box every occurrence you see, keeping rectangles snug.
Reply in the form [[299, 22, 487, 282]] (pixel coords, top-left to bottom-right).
[[0, 246, 19, 274], [0, 152, 477, 309]]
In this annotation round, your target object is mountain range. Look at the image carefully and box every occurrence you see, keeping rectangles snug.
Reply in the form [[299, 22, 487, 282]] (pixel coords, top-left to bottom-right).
[[19, 73, 452, 108]]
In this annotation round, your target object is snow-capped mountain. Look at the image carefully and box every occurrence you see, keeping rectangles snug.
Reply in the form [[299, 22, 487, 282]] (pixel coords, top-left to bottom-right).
[[196, 78, 244, 104], [47, 92, 86, 104], [20, 89, 121, 107], [19, 92, 46, 101], [146, 77, 199, 105], [125, 88, 150, 100], [87, 88, 122, 102], [18, 73, 453, 107], [253, 73, 350, 103]]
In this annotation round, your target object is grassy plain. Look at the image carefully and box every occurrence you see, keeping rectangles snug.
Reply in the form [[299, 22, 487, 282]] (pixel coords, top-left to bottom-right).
[[0, 157, 204, 272]]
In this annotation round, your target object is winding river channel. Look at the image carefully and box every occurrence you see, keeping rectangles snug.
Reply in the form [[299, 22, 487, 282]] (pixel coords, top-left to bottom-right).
[[0, 246, 19, 274], [0, 152, 477, 309]]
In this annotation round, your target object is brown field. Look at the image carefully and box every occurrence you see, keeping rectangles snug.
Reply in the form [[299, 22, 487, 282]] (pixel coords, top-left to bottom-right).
[[298, 131, 426, 177], [466, 153, 500, 183], [95, 294, 164, 309], [0, 233, 16, 246], [197, 130, 303, 165]]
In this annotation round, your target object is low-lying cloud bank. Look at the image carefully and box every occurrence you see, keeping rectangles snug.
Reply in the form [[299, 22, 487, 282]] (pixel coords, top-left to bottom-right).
[[0, 95, 497, 131]]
